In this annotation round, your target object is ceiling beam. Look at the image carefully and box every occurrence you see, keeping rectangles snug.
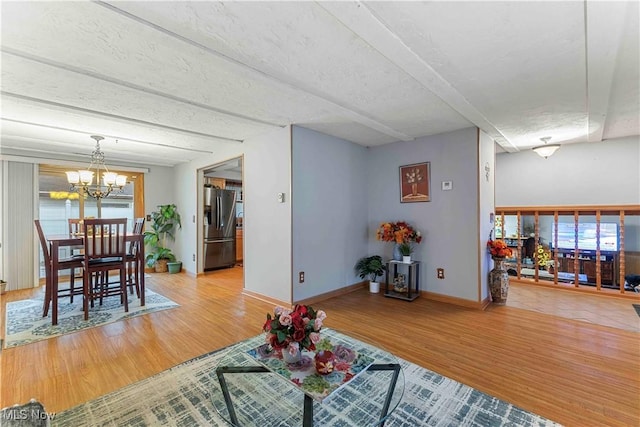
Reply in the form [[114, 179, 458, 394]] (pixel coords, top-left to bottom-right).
[[316, 1, 517, 151], [585, 1, 628, 143], [1, 92, 243, 143], [97, 0, 414, 142]]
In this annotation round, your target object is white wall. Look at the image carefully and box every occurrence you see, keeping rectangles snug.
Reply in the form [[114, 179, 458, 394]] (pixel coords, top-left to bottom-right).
[[291, 126, 368, 301], [243, 126, 292, 302], [367, 127, 481, 301], [496, 136, 640, 206], [479, 130, 496, 301], [174, 126, 292, 303]]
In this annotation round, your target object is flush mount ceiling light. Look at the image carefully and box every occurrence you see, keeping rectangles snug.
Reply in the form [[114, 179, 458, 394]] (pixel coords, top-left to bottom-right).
[[532, 136, 560, 158]]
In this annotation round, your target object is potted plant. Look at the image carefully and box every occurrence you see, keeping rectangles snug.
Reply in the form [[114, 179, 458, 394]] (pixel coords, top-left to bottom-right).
[[144, 204, 182, 273], [398, 243, 413, 263], [355, 255, 386, 293]]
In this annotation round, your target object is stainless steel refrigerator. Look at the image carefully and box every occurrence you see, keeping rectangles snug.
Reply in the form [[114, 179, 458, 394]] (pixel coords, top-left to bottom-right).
[[204, 187, 237, 270]]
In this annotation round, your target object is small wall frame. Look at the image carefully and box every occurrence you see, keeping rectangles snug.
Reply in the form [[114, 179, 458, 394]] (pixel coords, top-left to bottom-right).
[[399, 162, 430, 203]]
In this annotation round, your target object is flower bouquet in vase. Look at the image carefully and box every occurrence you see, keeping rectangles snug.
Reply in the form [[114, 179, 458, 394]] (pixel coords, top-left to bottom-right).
[[376, 221, 422, 261], [263, 304, 326, 364]]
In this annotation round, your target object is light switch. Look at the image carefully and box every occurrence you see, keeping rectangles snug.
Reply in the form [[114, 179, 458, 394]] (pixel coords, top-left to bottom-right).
[[277, 193, 285, 203]]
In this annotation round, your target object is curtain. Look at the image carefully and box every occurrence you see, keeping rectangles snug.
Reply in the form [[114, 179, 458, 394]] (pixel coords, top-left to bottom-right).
[[3, 161, 37, 290]]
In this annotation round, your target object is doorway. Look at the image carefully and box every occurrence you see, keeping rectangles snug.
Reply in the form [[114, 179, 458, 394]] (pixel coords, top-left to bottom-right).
[[200, 156, 243, 274]]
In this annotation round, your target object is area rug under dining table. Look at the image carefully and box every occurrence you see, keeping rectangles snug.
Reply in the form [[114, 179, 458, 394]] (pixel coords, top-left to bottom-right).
[[52, 333, 560, 427], [4, 288, 179, 348]]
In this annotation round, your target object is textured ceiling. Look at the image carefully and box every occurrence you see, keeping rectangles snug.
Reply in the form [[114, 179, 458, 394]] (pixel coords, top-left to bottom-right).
[[1, 1, 638, 167]]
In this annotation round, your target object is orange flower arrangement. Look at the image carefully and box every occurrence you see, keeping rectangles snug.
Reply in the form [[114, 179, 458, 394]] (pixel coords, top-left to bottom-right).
[[376, 221, 422, 244], [487, 239, 512, 258]]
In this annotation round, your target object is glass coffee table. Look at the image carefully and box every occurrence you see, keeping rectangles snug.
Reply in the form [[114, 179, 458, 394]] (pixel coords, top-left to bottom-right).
[[212, 328, 405, 426]]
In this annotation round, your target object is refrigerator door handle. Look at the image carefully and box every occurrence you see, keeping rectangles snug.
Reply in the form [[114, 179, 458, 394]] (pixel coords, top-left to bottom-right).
[[217, 196, 221, 229]]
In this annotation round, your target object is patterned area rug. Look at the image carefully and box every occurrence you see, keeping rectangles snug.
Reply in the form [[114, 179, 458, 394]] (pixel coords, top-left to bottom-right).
[[4, 289, 179, 348], [53, 333, 560, 427]]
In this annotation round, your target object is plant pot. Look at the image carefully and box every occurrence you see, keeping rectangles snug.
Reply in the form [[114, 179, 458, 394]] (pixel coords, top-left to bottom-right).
[[155, 259, 168, 273], [369, 281, 380, 293], [402, 256, 411, 263], [167, 261, 182, 274], [0, 281, 6, 295]]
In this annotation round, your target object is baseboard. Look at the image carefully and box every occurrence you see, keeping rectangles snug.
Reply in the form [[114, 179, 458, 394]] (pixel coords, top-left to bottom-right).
[[422, 290, 487, 310], [294, 281, 367, 306], [242, 289, 290, 307]]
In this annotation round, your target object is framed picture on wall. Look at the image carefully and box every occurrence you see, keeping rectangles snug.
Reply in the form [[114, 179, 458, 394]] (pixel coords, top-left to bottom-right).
[[399, 162, 430, 203]]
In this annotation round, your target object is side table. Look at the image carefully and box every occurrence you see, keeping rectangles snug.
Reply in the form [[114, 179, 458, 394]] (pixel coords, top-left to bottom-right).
[[384, 260, 420, 301]]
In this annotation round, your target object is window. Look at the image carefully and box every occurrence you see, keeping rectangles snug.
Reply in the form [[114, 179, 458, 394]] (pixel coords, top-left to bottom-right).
[[37, 165, 142, 278]]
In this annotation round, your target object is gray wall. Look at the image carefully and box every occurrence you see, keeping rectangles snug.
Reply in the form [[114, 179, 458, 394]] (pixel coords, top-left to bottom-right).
[[496, 136, 640, 206], [291, 126, 368, 301], [496, 135, 640, 252], [367, 127, 481, 301]]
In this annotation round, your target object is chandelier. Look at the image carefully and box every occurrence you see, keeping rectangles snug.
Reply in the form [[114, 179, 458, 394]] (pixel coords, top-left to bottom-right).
[[66, 135, 127, 199], [532, 136, 560, 159]]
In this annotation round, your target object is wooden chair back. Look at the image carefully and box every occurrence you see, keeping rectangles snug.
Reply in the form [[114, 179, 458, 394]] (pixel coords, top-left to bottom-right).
[[68, 218, 84, 235], [34, 219, 51, 266], [82, 218, 128, 260], [129, 218, 145, 256]]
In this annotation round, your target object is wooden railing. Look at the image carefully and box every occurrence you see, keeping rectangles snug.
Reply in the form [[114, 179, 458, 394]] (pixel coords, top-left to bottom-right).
[[494, 205, 640, 295]]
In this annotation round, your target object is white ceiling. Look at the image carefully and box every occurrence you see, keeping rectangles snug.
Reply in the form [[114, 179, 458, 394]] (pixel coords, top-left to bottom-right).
[[1, 1, 638, 167]]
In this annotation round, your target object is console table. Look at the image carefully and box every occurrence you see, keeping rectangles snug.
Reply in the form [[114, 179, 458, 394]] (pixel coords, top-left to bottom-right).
[[384, 260, 420, 301]]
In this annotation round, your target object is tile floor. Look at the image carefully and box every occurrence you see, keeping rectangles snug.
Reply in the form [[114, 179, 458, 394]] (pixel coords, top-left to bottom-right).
[[507, 282, 640, 332]]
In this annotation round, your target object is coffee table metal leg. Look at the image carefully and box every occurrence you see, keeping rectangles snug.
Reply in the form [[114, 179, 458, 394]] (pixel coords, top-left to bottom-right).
[[216, 366, 270, 426], [368, 363, 401, 426], [303, 394, 314, 427]]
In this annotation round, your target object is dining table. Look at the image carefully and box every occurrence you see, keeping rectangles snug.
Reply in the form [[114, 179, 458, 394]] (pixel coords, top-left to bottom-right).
[[46, 233, 145, 325]]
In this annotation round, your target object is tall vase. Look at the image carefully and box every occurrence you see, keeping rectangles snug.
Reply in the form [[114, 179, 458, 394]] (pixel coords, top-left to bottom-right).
[[393, 243, 402, 261], [489, 257, 509, 305]]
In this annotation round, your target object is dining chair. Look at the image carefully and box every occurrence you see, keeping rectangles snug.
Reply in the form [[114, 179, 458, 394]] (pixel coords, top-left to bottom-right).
[[81, 218, 129, 320], [126, 217, 145, 297], [34, 219, 84, 318], [68, 218, 84, 236]]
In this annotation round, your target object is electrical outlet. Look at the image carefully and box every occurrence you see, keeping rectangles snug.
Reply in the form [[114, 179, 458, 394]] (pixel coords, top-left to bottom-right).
[[437, 268, 445, 279], [192, 254, 196, 262], [299, 271, 305, 283]]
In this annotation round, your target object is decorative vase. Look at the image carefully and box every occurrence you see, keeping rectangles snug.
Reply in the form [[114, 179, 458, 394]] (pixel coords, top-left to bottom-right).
[[489, 257, 509, 305], [281, 346, 301, 364], [402, 255, 411, 263], [314, 350, 336, 375], [392, 243, 402, 261]]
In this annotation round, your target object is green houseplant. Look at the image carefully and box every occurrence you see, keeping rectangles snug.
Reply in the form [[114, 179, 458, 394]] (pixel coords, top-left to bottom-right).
[[144, 204, 182, 273], [355, 255, 386, 293]]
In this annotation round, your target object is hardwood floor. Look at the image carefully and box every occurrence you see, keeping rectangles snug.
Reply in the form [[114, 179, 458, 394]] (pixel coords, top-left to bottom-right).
[[1, 268, 638, 426]]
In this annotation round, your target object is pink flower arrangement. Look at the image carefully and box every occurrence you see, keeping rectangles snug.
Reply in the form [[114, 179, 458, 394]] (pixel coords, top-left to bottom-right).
[[263, 304, 326, 357]]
